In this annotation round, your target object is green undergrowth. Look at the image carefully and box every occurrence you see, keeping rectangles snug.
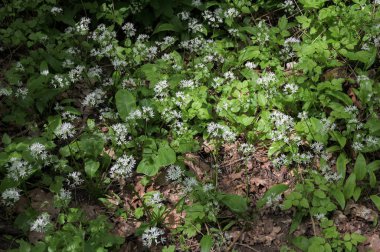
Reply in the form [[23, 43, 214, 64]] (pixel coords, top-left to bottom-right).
[[0, 0, 379, 251]]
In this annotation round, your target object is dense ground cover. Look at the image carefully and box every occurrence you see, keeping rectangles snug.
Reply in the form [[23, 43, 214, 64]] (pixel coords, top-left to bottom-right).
[[0, 0, 380, 251]]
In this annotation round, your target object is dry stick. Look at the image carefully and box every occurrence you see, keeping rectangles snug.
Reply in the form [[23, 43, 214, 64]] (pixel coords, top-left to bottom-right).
[[235, 243, 261, 252], [226, 225, 245, 252]]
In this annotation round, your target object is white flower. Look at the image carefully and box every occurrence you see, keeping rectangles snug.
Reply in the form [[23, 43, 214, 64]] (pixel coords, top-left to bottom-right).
[[51, 74, 70, 88], [29, 143, 48, 160], [50, 7, 63, 15], [82, 88, 106, 107], [245, 61, 257, 69], [178, 11, 190, 21], [142, 227, 166, 247], [257, 72, 276, 87], [239, 143, 255, 156], [283, 83, 298, 95], [207, 122, 236, 142], [146, 192, 164, 208], [122, 22, 136, 37], [109, 155, 136, 180], [224, 8, 239, 19], [41, 69, 49, 76], [55, 122, 76, 139], [67, 171, 84, 188], [75, 17, 91, 34], [311, 142, 324, 154], [314, 213, 325, 220], [30, 213, 50, 233], [180, 79, 197, 89], [7, 158, 33, 181], [166, 165, 183, 181], [55, 188, 72, 206], [298, 111, 308, 120], [111, 123, 129, 145], [1, 188, 21, 206], [191, 0, 202, 7], [183, 177, 199, 193], [154, 80, 169, 99]]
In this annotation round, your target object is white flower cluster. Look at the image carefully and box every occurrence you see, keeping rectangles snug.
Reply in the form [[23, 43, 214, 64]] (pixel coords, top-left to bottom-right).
[[15, 87, 28, 99], [66, 171, 84, 188], [166, 165, 183, 181], [7, 158, 33, 181], [82, 88, 106, 107], [142, 227, 166, 247], [90, 24, 116, 46], [127, 106, 154, 121], [283, 83, 299, 95], [111, 123, 129, 145], [51, 74, 70, 88], [257, 72, 277, 88], [180, 79, 198, 89], [183, 177, 199, 193], [207, 122, 236, 142], [55, 122, 76, 140], [75, 17, 91, 35], [0, 87, 12, 97], [202, 9, 223, 28], [266, 193, 282, 207], [122, 22, 136, 37], [224, 8, 240, 19], [146, 192, 164, 208], [50, 7, 63, 15], [109, 154, 136, 180], [238, 143, 255, 156], [68, 65, 85, 83], [30, 213, 50, 233], [29, 142, 48, 160], [180, 37, 212, 53], [1, 188, 21, 206], [245, 61, 257, 69], [154, 80, 169, 99], [280, 0, 296, 13], [55, 188, 72, 206]]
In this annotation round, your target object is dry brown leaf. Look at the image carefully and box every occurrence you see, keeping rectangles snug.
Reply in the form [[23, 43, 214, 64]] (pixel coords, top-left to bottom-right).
[[184, 153, 211, 179]]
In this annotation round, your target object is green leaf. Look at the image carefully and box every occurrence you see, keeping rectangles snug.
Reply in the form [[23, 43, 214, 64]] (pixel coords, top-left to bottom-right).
[[2, 133, 11, 145], [337, 153, 349, 180], [137, 157, 160, 177], [268, 141, 286, 157], [153, 23, 178, 34], [290, 212, 305, 234], [354, 153, 366, 181], [238, 46, 260, 63], [162, 245, 176, 252], [369, 171, 376, 188], [115, 90, 136, 121], [353, 187, 361, 202], [155, 142, 176, 167], [257, 184, 289, 208], [342, 48, 377, 69], [343, 174, 356, 199], [296, 15, 311, 29], [200, 235, 213, 252], [85, 160, 100, 178], [292, 236, 310, 251], [370, 195, 380, 212], [219, 194, 248, 213], [332, 189, 345, 209]]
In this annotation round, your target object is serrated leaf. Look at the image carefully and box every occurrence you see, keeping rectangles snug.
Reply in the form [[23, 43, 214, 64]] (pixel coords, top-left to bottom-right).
[[354, 153, 366, 180]]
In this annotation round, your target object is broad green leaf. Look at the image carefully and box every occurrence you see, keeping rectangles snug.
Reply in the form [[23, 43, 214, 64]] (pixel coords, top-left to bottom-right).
[[353, 153, 366, 180], [238, 46, 260, 63], [353, 187, 361, 202], [343, 174, 356, 199], [257, 184, 289, 209], [296, 15, 311, 29], [115, 90, 136, 121], [85, 160, 100, 178], [370, 195, 380, 212], [268, 141, 286, 157], [200, 235, 213, 252], [367, 160, 380, 172], [336, 153, 349, 180], [219, 194, 248, 213], [332, 189, 345, 209], [155, 142, 176, 167], [137, 157, 160, 177], [292, 236, 310, 251]]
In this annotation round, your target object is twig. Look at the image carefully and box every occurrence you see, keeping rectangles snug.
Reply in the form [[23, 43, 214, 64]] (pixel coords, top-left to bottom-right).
[[235, 243, 261, 252], [227, 226, 245, 252]]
